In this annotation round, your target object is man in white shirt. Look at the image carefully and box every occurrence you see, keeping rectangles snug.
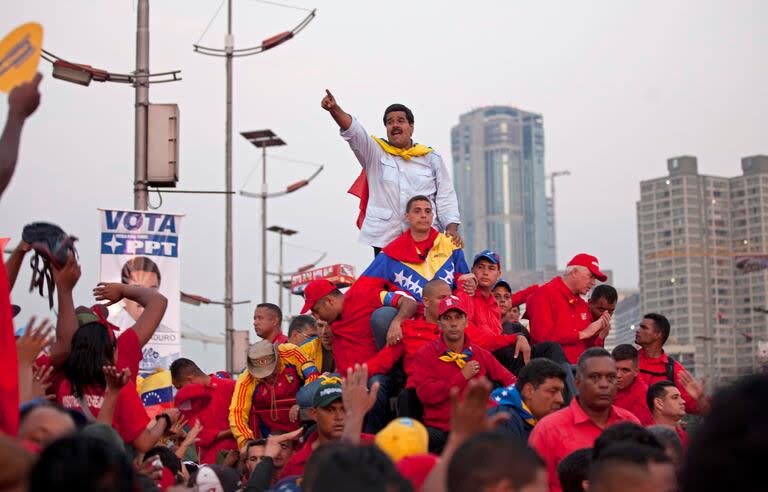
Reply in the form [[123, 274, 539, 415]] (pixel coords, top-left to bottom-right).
[[321, 90, 462, 255]]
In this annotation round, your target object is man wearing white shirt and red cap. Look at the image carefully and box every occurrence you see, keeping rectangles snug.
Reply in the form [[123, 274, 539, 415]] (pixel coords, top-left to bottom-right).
[[524, 254, 612, 364], [320, 90, 462, 255]]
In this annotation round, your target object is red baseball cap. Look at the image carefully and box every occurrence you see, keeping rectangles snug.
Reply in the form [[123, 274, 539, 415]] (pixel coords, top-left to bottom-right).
[[300, 279, 336, 314], [438, 295, 468, 317], [567, 254, 607, 282]]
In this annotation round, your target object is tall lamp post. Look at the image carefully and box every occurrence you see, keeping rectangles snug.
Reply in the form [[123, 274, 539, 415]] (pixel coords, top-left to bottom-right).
[[193, 2, 316, 374], [240, 130, 286, 303], [267, 225, 298, 311]]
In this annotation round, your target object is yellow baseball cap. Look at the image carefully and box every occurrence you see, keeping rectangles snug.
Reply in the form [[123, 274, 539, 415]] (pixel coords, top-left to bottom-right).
[[374, 417, 428, 463]]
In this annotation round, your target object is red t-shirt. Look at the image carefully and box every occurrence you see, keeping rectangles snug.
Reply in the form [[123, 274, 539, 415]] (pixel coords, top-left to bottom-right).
[[331, 288, 403, 373], [0, 261, 18, 436], [55, 329, 149, 443], [196, 377, 238, 464], [614, 377, 654, 426], [529, 399, 641, 492]]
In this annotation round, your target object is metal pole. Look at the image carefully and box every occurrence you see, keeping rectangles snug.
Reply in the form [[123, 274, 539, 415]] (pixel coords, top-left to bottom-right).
[[278, 232, 284, 311], [224, 0, 234, 373], [262, 145, 268, 303], [134, 0, 149, 210]]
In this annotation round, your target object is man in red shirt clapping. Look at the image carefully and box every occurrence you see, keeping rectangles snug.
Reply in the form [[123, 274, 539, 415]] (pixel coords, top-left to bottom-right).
[[525, 254, 611, 364], [410, 295, 515, 453]]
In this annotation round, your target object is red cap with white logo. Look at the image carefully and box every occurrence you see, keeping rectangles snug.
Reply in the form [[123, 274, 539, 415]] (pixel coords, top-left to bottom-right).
[[567, 254, 608, 282], [438, 295, 468, 317]]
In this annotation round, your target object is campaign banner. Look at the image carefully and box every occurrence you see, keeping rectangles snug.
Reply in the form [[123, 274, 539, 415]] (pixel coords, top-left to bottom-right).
[[98, 209, 182, 373], [735, 255, 768, 274], [290, 264, 356, 294]]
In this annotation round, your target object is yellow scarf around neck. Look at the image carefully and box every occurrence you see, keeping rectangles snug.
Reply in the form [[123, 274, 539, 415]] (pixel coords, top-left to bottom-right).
[[372, 136, 432, 161]]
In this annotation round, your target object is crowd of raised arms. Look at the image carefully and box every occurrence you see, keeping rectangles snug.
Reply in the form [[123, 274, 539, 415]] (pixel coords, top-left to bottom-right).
[[0, 77, 764, 492]]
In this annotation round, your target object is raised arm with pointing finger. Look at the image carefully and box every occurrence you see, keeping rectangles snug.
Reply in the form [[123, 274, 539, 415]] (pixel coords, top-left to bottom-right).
[[321, 89, 461, 252]]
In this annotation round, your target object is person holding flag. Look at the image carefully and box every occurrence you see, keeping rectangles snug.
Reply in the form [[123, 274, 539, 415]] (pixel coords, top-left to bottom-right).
[[321, 90, 462, 254]]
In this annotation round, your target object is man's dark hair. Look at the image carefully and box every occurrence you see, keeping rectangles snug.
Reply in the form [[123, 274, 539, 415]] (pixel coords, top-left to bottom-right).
[[288, 315, 317, 338], [245, 438, 267, 458], [145, 446, 182, 477], [65, 322, 117, 397], [256, 303, 283, 323], [590, 284, 618, 304], [447, 431, 544, 492], [592, 422, 663, 461], [611, 344, 638, 363], [646, 380, 676, 412], [576, 347, 613, 377], [29, 434, 135, 492], [647, 425, 682, 458], [589, 442, 671, 492], [120, 256, 161, 285], [383, 103, 414, 125], [515, 358, 567, 392], [643, 312, 671, 344], [557, 448, 591, 492], [169, 357, 205, 383], [680, 374, 768, 492], [406, 195, 431, 213], [304, 441, 411, 492]]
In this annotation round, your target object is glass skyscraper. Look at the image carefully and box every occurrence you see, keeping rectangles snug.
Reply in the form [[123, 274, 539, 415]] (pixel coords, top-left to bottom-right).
[[450, 106, 555, 272]]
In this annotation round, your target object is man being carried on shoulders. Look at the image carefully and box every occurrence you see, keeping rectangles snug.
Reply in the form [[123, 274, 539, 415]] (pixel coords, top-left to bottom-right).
[[321, 90, 461, 255]]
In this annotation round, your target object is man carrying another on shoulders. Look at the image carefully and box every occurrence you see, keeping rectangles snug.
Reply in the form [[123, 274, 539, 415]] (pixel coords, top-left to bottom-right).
[[321, 90, 461, 255]]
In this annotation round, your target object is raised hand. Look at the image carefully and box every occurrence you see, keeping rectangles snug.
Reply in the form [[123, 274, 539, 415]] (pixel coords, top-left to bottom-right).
[[103, 366, 131, 392], [342, 363, 378, 418], [8, 73, 42, 118], [52, 253, 81, 291], [16, 316, 52, 364], [321, 89, 337, 111], [678, 369, 705, 401], [450, 377, 509, 440], [93, 282, 125, 306], [30, 364, 55, 400]]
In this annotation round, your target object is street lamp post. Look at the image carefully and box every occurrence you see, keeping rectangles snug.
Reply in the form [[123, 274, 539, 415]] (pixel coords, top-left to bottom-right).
[[241, 130, 286, 303], [267, 225, 298, 311]]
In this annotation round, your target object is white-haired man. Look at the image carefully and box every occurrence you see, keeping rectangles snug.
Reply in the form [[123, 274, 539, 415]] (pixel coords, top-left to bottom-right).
[[524, 254, 612, 364]]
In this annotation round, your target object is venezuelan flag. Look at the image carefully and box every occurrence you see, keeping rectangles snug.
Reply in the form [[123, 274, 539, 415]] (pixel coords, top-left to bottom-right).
[[138, 369, 174, 418]]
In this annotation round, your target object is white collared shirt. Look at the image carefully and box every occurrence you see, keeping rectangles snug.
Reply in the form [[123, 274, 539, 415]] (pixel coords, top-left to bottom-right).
[[341, 116, 461, 247]]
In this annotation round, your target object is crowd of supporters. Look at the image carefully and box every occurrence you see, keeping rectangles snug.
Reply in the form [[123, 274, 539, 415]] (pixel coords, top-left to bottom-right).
[[0, 77, 765, 492]]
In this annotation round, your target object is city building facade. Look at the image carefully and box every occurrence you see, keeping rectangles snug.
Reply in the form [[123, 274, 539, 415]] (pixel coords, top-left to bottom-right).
[[637, 155, 768, 384]]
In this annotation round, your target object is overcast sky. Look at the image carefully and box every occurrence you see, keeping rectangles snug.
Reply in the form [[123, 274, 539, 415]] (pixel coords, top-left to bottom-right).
[[3, 0, 765, 371]]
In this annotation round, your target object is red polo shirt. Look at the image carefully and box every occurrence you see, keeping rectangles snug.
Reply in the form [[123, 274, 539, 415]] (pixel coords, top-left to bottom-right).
[[410, 335, 515, 431], [637, 349, 700, 415], [279, 431, 376, 479], [365, 319, 441, 382], [614, 377, 654, 426], [195, 377, 238, 464], [331, 288, 404, 373], [529, 399, 641, 492], [524, 277, 602, 363]]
